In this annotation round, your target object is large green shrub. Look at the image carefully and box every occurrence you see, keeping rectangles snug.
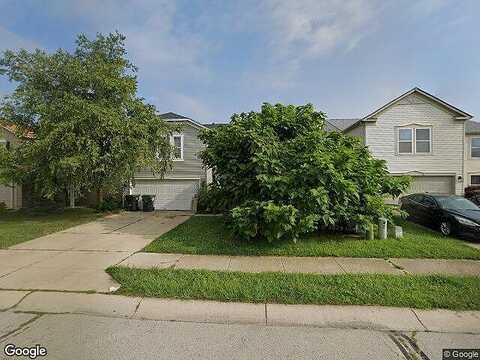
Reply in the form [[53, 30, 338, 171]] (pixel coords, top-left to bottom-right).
[[199, 103, 410, 242]]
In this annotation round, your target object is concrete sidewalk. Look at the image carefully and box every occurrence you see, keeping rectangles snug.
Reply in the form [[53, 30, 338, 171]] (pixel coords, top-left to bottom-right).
[[1, 290, 479, 334], [118, 253, 480, 276]]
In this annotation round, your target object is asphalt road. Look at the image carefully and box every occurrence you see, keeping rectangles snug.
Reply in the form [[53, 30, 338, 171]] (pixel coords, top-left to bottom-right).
[[1, 312, 479, 360]]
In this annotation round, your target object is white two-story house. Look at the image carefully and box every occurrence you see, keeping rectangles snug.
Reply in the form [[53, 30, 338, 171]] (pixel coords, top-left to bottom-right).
[[328, 87, 473, 196]]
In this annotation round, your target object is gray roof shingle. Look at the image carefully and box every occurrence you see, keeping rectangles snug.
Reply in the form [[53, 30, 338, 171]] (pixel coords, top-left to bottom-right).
[[325, 118, 361, 132], [159, 112, 192, 120]]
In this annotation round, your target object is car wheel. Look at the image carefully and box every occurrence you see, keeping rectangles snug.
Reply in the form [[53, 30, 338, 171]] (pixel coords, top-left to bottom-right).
[[439, 220, 452, 236]]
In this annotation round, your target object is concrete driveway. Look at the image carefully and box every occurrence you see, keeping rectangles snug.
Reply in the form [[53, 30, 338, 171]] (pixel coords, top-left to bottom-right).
[[0, 211, 191, 292]]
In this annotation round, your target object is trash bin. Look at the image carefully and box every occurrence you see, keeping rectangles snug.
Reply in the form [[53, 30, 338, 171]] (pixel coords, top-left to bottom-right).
[[124, 195, 140, 211], [141, 195, 156, 212]]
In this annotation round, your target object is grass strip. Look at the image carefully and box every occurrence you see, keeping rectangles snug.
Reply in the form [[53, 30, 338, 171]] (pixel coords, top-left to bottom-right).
[[107, 266, 480, 310], [0, 208, 102, 248], [143, 216, 480, 259]]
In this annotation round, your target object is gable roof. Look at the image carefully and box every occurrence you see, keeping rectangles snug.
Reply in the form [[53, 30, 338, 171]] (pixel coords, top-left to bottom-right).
[[159, 112, 207, 130], [363, 87, 472, 121], [159, 112, 192, 120], [326, 118, 360, 132], [342, 87, 473, 133], [466, 120, 480, 135]]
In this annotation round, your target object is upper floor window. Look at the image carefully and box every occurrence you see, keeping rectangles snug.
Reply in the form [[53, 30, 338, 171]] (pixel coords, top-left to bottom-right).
[[471, 138, 480, 158], [397, 127, 431, 155], [398, 128, 413, 154], [170, 134, 184, 161], [415, 128, 431, 153]]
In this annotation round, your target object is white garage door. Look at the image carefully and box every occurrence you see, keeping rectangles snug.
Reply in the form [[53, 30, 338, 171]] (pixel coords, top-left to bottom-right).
[[131, 179, 199, 210], [408, 176, 455, 195]]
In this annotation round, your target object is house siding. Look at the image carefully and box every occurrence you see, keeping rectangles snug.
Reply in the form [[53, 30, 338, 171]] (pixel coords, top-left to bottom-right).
[[135, 122, 207, 181], [364, 93, 465, 195], [464, 133, 480, 187], [344, 123, 365, 145], [0, 127, 22, 208]]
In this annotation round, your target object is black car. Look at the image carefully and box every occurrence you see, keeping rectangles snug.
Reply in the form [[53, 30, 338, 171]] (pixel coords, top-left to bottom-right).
[[399, 193, 480, 239]]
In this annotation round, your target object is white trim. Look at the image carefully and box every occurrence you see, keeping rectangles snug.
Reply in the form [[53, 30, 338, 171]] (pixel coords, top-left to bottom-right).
[[165, 118, 208, 130], [398, 122, 432, 127], [395, 125, 432, 155], [170, 134, 184, 161], [397, 128, 413, 154], [362, 87, 472, 121], [391, 171, 457, 176], [414, 127, 432, 154], [0, 139, 6, 144]]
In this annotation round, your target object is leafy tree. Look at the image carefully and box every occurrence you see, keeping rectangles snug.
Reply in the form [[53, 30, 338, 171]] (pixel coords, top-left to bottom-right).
[[199, 103, 410, 242], [0, 32, 173, 206]]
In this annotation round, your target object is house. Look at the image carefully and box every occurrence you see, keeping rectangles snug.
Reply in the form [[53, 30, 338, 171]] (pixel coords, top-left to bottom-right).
[[0, 124, 23, 209], [0, 113, 210, 211], [464, 120, 480, 187], [327, 87, 473, 196], [129, 112, 210, 211], [2, 88, 476, 210]]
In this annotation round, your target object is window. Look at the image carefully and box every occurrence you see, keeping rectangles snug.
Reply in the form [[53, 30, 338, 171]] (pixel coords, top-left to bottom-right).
[[471, 138, 480, 158], [420, 196, 436, 208], [398, 128, 413, 154], [411, 194, 424, 203], [170, 134, 183, 161], [397, 127, 432, 155], [0, 139, 9, 149], [415, 128, 431, 153], [472, 175, 480, 185]]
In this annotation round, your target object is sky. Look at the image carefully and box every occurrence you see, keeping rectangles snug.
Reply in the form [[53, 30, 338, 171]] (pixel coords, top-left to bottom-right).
[[1, 0, 479, 124]]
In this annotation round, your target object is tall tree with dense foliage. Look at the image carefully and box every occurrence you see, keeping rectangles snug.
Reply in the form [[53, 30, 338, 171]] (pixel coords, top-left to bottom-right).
[[200, 103, 410, 242], [0, 32, 173, 206]]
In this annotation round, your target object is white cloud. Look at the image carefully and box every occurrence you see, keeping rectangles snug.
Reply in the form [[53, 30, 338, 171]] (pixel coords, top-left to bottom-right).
[[261, 0, 378, 59]]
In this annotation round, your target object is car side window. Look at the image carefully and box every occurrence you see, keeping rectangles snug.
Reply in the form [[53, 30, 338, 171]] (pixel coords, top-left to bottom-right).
[[411, 194, 423, 203], [420, 196, 436, 208]]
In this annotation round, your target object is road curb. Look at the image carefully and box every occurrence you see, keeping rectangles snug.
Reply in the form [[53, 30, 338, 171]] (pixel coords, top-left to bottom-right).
[[3, 290, 480, 334]]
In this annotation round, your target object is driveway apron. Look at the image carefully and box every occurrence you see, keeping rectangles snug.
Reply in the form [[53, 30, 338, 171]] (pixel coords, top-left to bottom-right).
[[0, 211, 191, 292]]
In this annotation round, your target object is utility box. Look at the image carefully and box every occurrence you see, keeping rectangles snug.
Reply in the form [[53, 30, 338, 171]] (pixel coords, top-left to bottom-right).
[[378, 218, 388, 240]]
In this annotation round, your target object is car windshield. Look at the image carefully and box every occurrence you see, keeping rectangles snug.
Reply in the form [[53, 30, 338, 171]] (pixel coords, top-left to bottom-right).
[[436, 197, 479, 211]]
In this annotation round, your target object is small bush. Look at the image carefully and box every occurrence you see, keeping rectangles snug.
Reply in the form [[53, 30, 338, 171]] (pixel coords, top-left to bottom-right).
[[0, 202, 7, 213], [197, 181, 226, 214], [96, 197, 121, 212]]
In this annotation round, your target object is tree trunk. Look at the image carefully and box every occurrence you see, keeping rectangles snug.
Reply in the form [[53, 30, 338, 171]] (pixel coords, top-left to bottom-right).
[[69, 184, 75, 208], [96, 188, 104, 205]]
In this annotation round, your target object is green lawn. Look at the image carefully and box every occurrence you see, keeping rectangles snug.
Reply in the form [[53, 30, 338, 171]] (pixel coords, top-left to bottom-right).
[[0, 208, 102, 248], [107, 267, 480, 310], [144, 215, 480, 259]]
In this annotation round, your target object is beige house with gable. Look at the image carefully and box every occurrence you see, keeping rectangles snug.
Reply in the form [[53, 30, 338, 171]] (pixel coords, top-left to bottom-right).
[[328, 87, 474, 196]]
